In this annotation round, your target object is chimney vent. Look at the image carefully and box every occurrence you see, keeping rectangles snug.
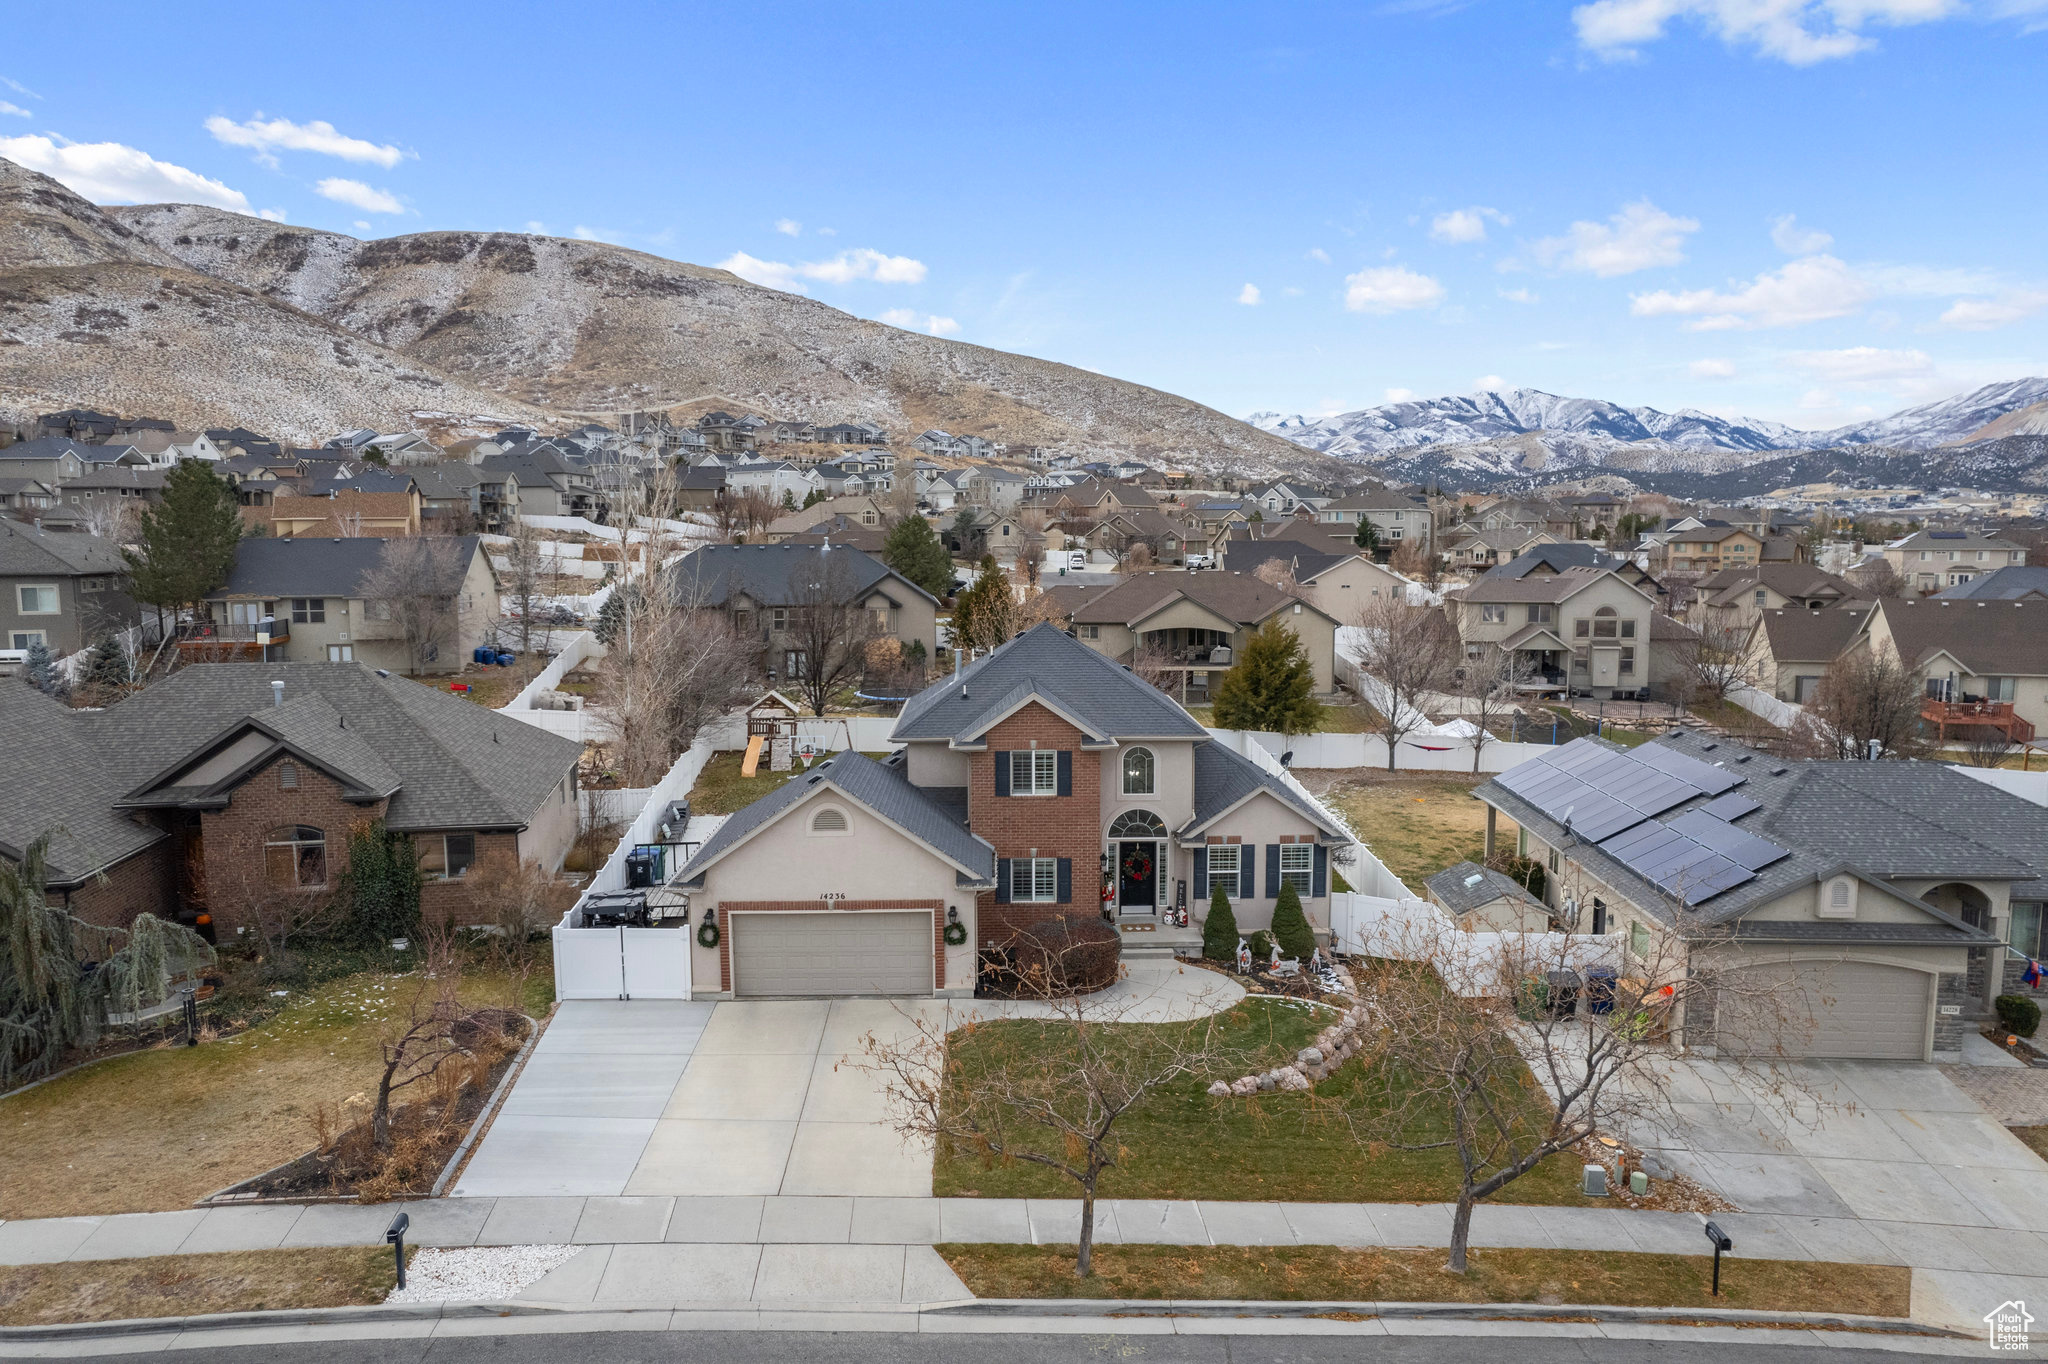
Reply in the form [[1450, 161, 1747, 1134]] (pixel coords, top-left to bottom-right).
[[270, 680, 285, 708]]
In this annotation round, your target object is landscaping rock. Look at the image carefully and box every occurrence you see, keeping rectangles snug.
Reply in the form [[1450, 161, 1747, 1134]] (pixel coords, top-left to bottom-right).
[[1230, 1076, 1259, 1097], [1207, 1080, 1232, 1097], [1256, 1073, 1277, 1093], [1276, 1066, 1311, 1092], [1640, 1153, 1675, 1182], [1297, 1046, 1325, 1067]]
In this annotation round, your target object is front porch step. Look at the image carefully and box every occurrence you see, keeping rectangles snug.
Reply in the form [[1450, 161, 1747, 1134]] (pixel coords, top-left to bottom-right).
[[1117, 923, 1202, 958]]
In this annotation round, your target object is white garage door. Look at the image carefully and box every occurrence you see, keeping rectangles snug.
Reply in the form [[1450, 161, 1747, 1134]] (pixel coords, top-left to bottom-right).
[[731, 911, 933, 998], [1714, 960, 1932, 1061]]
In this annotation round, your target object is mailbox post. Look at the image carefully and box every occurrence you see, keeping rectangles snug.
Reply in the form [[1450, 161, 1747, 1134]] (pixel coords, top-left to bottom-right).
[[387, 1212, 411, 1290], [1703, 1219, 1733, 1296]]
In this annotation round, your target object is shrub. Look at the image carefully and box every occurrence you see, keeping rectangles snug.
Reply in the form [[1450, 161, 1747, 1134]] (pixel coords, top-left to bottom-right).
[[1270, 879, 1316, 961], [1996, 993, 2042, 1039], [1014, 916, 1121, 995], [343, 820, 424, 947], [1201, 883, 1239, 962], [1246, 929, 1275, 962]]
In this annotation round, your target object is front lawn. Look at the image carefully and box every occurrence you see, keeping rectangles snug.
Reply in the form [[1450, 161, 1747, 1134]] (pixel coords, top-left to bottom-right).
[[0, 1247, 401, 1326], [932, 997, 1587, 1205], [1318, 773, 1509, 892], [0, 962, 548, 1220], [939, 1244, 1910, 1317]]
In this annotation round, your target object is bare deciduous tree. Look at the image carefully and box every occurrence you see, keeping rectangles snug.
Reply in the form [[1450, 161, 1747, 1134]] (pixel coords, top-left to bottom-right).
[[503, 517, 547, 653], [1676, 616, 1754, 709], [857, 940, 1242, 1278], [1252, 559, 1300, 595], [80, 495, 142, 545], [1793, 642, 1929, 760], [358, 536, 462, 675], [1454, 646, 1528, 774], [1015, 510, 1047, 590], [783, 554, 877, 716], [1960, 724, 2021, 769], [1351, 593, 1459, 771]]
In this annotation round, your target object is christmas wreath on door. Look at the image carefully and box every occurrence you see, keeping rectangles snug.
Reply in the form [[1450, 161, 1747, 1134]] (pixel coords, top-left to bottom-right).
[[1121, 847, 1153, 882]]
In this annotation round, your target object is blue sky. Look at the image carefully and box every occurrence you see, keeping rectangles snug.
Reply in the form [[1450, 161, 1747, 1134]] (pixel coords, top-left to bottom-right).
[[4, 0, 2045, 431]]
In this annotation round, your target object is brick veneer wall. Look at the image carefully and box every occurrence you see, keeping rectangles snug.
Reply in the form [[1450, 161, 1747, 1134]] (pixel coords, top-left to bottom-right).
[[417, 831, 522, 924], [199, 756, 387, 933], [62, 836, 178, 930], [714, 899, 946, 992], [969, 704, 1103, 945]]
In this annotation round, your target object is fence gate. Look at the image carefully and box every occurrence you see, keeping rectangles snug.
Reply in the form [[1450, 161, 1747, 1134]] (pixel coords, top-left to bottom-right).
[[551, 925, 692, 1000]]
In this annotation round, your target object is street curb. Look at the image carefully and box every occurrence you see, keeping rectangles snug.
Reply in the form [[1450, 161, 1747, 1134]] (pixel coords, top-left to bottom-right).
[[0, 1295, 1967, 1344]]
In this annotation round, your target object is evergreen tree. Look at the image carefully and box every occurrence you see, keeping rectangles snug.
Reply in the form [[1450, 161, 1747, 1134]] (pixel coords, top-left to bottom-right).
[[82, 633, 132, 690], [1270, 878, 1315, 962], [882, 513, 955, 599], [1210, 618, 1323, 738], [1353, 518, 1382, 557], [1202, 882, 1239, 962], [781, 488, 797, 510], [952, 556, 1014, 653], [124, 460, 242, 619], [24, 641, 58, 695], [593, 583, 641, 646], [802, 488, 827, 509]]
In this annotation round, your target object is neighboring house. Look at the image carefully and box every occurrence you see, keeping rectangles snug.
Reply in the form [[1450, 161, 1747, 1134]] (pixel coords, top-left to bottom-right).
[[766, 496, 891, 542], [1252, 481, 1329, 517], [1037, 477, 1158, 515], [1746, 602, 1875, 703], [961, 466, 1029, 510], [672, 624, 1352, 998], [0, 521, 138, 655], [1426, 861, 1552, 932], [410, 462, 511, 532], [1935, 565, 2048, 601], [695, 411, 761, 453], [1480, 731, 2040, 1060], [665, 543, 940, 678], [1217, 540, 1415, 618], [1855, 597, 2048, 745], [478, 444, 603, 520], [197, 536, 498, 674], [120, 429, 223, 466], [724, 460, 822, 506], [779, 514, 890, 555], [1887, 530, 2029, 594], [244, 487, 423, 539], [1655, 524, 1765, 574], [0, 663, 581, 936], [0, 436, 144, 486], [59, 467, 167, 523], [1447, 565, 1657, 698], [1315, 485, 1433, 547], [1485, 543, 1664, 601], [943, 508, 1028, 563], [1442, 526, 1556, 570], [1690, 563, 1867, 634], [1047, 569, 1340, 703], [0, 477, 59, 518]]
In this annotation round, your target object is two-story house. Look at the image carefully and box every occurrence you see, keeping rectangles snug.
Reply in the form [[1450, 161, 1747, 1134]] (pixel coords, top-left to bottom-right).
[[1447, 564, 1657, 697], [0, 520, 138, 656], [1657, 524, 1765, 575], [665, 543, 939, 679], [1885, 529, 2027, 595], [1853, 597, 2048, 747], [671, 624, 1352, 997], [1315, 485, 1433, 548], [1477, 731, 2036, 1061]]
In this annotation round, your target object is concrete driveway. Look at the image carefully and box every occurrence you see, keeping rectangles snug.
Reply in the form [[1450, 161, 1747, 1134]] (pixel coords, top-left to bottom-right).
[[457, 959, 1243, 1201]]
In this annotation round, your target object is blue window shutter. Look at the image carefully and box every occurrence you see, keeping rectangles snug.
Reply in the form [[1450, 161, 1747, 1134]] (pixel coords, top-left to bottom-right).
[[995, 859, 1011, 904], [1192, 847, 1209, 900], [993, 752, 1011, 797], [1266, 845, 1282, 898], [1313, 844, 1328, 898], [1056, 857, 1072, 904], [1239, 845, 1255, 900], [1056, 750, 1073, 797]]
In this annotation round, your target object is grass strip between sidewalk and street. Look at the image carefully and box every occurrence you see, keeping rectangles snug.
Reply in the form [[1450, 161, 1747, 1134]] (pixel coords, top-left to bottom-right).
[[936, 1243, 1911, 1318], [0, 1247, 402, 1327]]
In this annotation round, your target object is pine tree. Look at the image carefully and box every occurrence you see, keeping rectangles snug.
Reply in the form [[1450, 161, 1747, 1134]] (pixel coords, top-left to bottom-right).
[[1202, 882, 1239, 962], [124, 460, 242, 618], [952, 557, 1014, 653], [882, 513, 955, 599], [781, 488, 797, 510], [593, 583, 641, 646], [83, 633, 132, 691], [802, 488, 827, 509], [1270, 878, 1315, 962], [24, 640, 57, 695], [1211, 618, 1323, 738], [1354, 519, 1382, 557]]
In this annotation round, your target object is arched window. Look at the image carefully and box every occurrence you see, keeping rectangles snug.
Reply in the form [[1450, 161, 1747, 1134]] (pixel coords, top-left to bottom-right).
[[1121, 746, 1155, 796], [809, 806, 850, 835], [1592, 605, 1619, 639], [1108, 809, 1168, 839], [264, 825, 327, 889]]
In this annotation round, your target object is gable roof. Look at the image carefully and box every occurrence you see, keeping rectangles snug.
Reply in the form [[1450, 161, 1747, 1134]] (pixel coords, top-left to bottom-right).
[[1066, 570, 1335, 628], [1758, 603, 1875, 664], [1487, 543, 1631, 579], [893, 622, 1207, 745], [207, 536, 480, 600], [1934, 565, 2048, 600], [1186, 740, 1350, 842], [1457, 564, 1645, 605], [1699, 562, 1862, 607], [1874, 597, 2048, 677], [665, 543, 934, 609], [0, 520, 126, 577]]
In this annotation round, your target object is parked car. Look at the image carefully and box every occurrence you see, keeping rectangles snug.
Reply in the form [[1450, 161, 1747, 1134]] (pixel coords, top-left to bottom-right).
[[1067, 550, 1088, 571]]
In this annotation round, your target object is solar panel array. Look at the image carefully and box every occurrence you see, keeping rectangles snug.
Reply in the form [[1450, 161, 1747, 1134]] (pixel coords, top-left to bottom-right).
[[1497, 737, 1789, 904]]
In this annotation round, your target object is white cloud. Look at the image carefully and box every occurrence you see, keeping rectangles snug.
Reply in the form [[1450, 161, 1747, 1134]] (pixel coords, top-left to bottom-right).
[[315, 177, 403, 214], [1430, 206, 1508, 244], [1475, 374, 1506, 390], [353, 219, 371, 230], [1306, 247, 1332, 264], [1938, 290, 2048, 330], [1238, 283, 1262, 305], [204, 116, 406, 168], [1630, 254, 1873, 329], [1770, 213, 1833, 254], [1573, 0, 1960, 66], [1498, 287, 1539, 304], [1532, 200, 1698, 277], [1343, 265, 1445, 313], [879, 308, 960, 336], [572, 225, 623, 243], [717, 247, 927, 293], [0, 102, 27, 118], [258, 207, 288, 223], [816, 226, 837, 237], [774, 218, 801, 236], [1689, 357, 1738, 379], [1786, 346, 1935, 383], [1, 77, 39, 99], [524, 220, 547, 234], [0, 133, 248, 209], [1384, 387, 1418, 403]]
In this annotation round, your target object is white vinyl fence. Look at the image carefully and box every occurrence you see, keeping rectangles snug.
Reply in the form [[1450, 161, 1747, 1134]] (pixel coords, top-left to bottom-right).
[[499, 630, 606, 742], [1210, 727, 1556, 775], [701, 712, 903, 754], [1728, 683, 1803, 731], [1329, 892, 1622, 996]]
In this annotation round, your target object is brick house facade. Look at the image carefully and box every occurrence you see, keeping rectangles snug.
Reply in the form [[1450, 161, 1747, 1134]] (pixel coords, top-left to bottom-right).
[[971, 706, 1103, 943]]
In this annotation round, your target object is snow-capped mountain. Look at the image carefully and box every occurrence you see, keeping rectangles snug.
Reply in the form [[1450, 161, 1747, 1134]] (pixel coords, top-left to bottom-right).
[[1250, 379, 2048, 485]]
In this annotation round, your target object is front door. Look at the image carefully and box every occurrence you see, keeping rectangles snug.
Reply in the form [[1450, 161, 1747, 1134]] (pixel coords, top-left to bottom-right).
[[1117, 840, 1159, 912]]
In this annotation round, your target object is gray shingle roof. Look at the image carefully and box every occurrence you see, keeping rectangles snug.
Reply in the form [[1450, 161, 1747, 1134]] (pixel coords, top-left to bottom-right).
[[665, 543, 933, 609], [0, 520, 125, 577], [893, 623, 1207, 744], [1934, 565, 2048, 600], [1876, 597, 2048, 676], [1187, 740, 1349, 841], [1758, 603, 1873, 664], [1475, 730, 2038, 933], [208, 536, 479, 600], [0, 685, 166, 884], [1426, 860, 1545, 917], [677, 750, 994, 885]]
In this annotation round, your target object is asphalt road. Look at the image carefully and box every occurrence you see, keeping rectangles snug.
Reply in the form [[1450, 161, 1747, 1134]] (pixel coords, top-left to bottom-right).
[[44, 1328, 1972, 1363]]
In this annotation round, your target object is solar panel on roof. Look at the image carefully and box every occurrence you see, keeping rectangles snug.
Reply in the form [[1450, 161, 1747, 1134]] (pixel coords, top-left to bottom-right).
[[1666, 809, 1790, 872], [1629, 743, 1745, 796], [1698, 792, 1761, 822]]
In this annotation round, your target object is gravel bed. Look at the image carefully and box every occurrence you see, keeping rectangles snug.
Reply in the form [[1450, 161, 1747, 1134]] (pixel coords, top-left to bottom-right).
[[385, 1244, 581, 1303]]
